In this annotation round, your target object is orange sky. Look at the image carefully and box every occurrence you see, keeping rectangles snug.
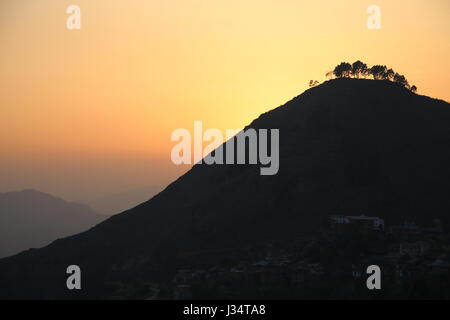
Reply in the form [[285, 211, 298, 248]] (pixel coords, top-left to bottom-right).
[[0, 0, 449, 201]]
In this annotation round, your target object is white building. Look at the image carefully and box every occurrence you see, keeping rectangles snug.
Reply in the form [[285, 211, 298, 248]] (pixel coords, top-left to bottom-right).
[[330, 215, 385, 231]]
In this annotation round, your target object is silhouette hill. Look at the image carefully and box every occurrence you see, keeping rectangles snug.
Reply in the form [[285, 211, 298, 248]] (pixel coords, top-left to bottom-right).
[[1, 78, 449, 299]]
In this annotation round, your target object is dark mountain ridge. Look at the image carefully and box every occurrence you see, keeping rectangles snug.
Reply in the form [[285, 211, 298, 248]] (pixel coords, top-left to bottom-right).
[[1, 78, 449, 299]]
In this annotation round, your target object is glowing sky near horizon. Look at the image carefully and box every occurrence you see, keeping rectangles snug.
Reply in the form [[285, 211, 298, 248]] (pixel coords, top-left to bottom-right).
[[0, 0, 449, 201]]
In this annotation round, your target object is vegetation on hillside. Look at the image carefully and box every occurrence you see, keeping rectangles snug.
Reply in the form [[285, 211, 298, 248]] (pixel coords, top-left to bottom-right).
[[310, 61, 417, 93], [327, 61, 417, 92]]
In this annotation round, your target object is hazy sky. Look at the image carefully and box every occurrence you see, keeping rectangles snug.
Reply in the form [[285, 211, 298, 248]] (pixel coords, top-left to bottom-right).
[[1, 0, 449, 201]]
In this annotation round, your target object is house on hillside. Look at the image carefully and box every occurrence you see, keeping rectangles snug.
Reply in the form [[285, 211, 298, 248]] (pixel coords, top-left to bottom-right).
[[330, 215, 385, 234]]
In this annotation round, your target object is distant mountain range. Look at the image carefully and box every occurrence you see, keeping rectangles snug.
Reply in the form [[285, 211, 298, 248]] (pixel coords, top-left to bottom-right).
[[0, 189, 106, 258], [1, 79, 449, 299]]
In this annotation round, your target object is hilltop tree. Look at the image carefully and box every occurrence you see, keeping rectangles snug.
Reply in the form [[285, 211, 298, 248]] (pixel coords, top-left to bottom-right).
[[393, 73, 410, 88], [370, 65, 388, 80], [309, 80, 320, 88], [326, 61, 416, 93], [333, 62, 352, 78], [383, 68, 395, 81], [351, 60, 368, 78]]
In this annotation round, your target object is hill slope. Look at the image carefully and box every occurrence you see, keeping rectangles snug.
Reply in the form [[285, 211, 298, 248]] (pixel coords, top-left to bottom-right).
[[1, 79, 449, 299], [84, 185, 162, 215], [0, 190, 106, 258]]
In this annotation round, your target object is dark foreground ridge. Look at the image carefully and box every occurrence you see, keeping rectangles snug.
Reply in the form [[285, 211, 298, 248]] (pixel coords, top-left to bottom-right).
[[1, 78, 449, 299]]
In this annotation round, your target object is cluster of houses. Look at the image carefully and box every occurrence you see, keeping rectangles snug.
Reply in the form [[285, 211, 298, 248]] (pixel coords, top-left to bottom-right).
[[330, 214, 444, 236], [172, 255, 326, 299], [170, 214, 449, 299], [330, 214, 385, 234]]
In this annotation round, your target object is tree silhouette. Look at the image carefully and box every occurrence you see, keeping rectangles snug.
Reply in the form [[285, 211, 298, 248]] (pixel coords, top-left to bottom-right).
[[383, 68, 395, 81], [370, 65, 387, 80], [393, 73, 410, 88], [309, 80, 320, 88], [333, 62, 352, 78], [351, 60, 368, 78], [326, 61, 416, 92]]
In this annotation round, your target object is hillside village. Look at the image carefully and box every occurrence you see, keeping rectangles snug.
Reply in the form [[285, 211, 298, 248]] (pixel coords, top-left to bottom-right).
[[168, 215, 450, 299]]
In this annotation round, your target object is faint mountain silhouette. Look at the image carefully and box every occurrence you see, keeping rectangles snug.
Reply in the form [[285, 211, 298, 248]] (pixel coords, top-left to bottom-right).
[[0, 189, 106, 258]]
